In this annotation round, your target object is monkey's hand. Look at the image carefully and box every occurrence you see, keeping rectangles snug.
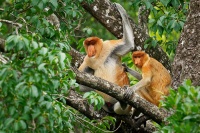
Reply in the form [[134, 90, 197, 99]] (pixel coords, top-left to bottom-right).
[[123, 86, 136, 100]]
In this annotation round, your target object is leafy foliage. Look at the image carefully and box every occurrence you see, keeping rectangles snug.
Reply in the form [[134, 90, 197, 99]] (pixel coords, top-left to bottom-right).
[[0, 0, 101, 132], [132, 0, 189, 56], [83, 91, 105, 111], [155, 80, 200, 133]]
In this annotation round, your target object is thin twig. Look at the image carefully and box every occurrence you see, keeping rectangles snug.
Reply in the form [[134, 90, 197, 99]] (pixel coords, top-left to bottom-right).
[[0, 19, 22, 28]]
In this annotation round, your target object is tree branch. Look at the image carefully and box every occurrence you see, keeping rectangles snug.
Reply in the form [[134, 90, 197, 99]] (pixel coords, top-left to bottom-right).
[[72, 67, 169, 124], [138, 5, 150, 35]]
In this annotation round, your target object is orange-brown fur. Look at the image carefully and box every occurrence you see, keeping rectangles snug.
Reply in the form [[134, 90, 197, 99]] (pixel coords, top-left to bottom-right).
[[132, 51, 171, 106]]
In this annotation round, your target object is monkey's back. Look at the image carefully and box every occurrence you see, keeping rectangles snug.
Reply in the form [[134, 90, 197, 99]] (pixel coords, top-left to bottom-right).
[[146, 58, 171, 105]]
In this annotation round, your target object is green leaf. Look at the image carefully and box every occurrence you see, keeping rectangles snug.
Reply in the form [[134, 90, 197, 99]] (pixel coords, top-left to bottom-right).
[[15, 81, 26, 90], [46, 101, 52, 109], [36, 56, 43, 65], [158, 26, 164, 36], [31, 85, 39, 97], [72, 11, 77, 17], [49, 0, 58, 9], [31, 0, 40, 6], [14, 121, 20, 131], [52, 79, 59, 89], [38, 1, 44, 10], [58, 52, 66, 69], [83, 92, 90, 99], [149, 19, 155, 23], [39, 47, 48, 55], [38, 116, 45, 125], [4, 118, 14, 127], [94, 99, 98, 106], [55, 104, 61, 113], [8, 106, 16, 115], [171, 0, 180, 8], [5, 35, 17, 51], [160, 0, 171, 6], [58, 52, 66, 62], [32, 41, 38, 49], [157, 20, 163, 27], [19, 120, 27, 129], [160, 16, 166, 22], [32, 109, 41, 119], [30, 15, 39, 24], [144, 1, 153, 9], [38, 63, 47, 73], [179, 21, 185, 28], [152, 39, 157, 48]]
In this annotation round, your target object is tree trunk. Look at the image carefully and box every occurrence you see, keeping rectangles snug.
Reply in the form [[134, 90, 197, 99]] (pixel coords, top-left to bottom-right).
[[172, 0, 200, 88]]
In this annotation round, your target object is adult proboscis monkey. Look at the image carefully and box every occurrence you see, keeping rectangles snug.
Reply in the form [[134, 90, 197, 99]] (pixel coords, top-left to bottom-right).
[[79, 3, 135, 115]]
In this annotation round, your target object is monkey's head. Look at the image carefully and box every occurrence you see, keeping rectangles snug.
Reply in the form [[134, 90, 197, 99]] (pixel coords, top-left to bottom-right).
[[132, 51, 148, 68], [84, 37, 103, 58]]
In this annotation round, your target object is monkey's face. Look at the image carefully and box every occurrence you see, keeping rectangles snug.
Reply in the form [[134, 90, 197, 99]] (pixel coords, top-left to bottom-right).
[[84, 37, 103, 58], [132, 51, 146, 68], [133, 57, 143, 68]]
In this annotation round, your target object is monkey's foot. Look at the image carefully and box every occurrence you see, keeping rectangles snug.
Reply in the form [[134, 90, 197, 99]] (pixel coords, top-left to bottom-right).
[[119, 101, 127, 110]]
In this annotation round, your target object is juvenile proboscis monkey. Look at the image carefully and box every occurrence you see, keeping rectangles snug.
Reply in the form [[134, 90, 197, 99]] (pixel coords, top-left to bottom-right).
[[79, 3, 135, 115], [124, 51, 171, 106]]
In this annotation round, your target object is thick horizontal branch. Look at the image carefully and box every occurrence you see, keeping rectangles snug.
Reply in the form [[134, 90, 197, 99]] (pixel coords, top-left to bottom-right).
[[72, 67, 168, 124], [81, 0, 171, 71]]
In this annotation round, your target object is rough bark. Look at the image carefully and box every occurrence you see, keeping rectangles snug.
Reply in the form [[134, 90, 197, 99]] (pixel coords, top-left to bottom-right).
[[172, 0, 200, 88], [138, 5, 150, 35], [69, 48, 85, 68], [81, 0, 171, 71]]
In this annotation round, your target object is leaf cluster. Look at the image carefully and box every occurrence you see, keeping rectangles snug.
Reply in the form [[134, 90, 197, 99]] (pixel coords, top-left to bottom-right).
[[0, 0, 94, 132], [155, 80, 200, 133], [132, 0, 189, 55]]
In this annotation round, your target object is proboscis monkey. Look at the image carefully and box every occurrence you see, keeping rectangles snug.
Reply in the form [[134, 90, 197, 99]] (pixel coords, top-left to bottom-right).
[[79, 3, 135, 115], [124, 51, 171, 106]]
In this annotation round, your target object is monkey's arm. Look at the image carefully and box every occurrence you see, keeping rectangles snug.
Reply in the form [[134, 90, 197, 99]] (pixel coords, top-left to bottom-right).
[[124, 72, 152, 100], [78, 60, 94, 92], [132, 77, 151, 91], [114, 3, 135, 56], [123, 64, 142, 80]]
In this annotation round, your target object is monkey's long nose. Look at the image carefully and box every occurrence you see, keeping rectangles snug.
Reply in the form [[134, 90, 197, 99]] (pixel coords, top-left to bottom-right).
[[88, 45, 96, 57]]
